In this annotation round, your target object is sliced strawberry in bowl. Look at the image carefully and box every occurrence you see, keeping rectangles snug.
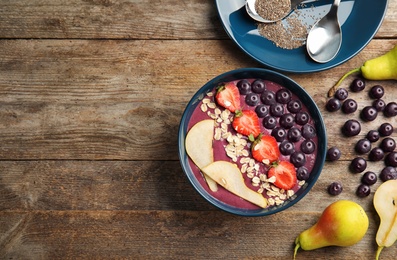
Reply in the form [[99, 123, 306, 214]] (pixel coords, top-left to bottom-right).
[[215, 82, 241, 112], [232, 110, 261, 138], [268, 161, 297, 190], [251, 135, 280, 164]]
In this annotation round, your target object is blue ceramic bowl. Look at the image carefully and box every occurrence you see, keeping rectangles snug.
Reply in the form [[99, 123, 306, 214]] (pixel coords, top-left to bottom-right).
[[178, 68, 327, 216]]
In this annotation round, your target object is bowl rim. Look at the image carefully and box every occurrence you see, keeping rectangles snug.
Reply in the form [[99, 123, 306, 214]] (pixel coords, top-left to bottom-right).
[[178, 68, 327, 216]]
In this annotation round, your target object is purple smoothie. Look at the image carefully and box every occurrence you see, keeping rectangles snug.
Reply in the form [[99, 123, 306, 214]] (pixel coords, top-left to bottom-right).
[[187, 79, 318, 209]]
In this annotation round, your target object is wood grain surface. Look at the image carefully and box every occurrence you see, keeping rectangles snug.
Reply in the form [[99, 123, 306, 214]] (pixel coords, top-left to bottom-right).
[[0, 0, 397, 259]]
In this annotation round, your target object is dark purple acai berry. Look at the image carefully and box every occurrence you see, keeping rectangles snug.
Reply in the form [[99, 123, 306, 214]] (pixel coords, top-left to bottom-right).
[[275, 88, 292, 104], [355, 138, 371, 154], [290, 151, 306, 167], [287, 127, 302, 143], [279, 140, 295, 156], [245, 93, 259, 106], [255, 104, 269, 118], [380, 137, 396, 153], [237, 79, 251, 94], [384, 102, 397, 117], [271, 127, 287, 142], [356, 184, 371, 197], [296, 166, 310, 181], [369, 85, 384, 99], [270, 103, 284, 117], [334, 88, 348, 100], [342, 98, 358, 114], [295, 111, 309, 125], [287, 100, 302, 113], [379, 123, 393, 137], [327, 147, 341, 161], [369, 147, 385, 161], [263, 116, 277, 129], [379, 166, 397, 182], [260, 90, 276, 105], [326, 98, 341, 112], [328, 182, 343, 196], [279, 113, 295, 129], [373, 99, 386, 112], [385, 152, 397, 167], [360, 106, 378, 121], [301, 140, 316, 154], [302, 124, 316, 139], [342, 119, 361, 137], [251, 79, 266, 93], [350, 157, 367, 173], [350, 78, 365, 92], [362, 171, 378, 185], [367, 130, 380, 142]]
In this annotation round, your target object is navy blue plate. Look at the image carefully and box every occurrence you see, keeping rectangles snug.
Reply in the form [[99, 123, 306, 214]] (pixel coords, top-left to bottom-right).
[[215, 0, 388, 73], [178, 68, 327, 216]]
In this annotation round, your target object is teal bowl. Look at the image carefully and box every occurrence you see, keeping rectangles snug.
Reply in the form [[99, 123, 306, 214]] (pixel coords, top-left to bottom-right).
[[178, 68, 327, 216]]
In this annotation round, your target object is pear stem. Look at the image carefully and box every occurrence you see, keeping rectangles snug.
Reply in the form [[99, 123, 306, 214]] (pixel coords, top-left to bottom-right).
[[293, 242, 301, 260], [328, 67, 361, 97], [375, 246, 384, 260]]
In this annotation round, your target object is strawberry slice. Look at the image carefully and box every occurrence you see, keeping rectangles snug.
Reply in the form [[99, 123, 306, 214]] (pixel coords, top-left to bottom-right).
[[268, 161, 297, 190], [215, 82, 241, 112], [251, 135, 280, 164], [232, 110, 261, 138]]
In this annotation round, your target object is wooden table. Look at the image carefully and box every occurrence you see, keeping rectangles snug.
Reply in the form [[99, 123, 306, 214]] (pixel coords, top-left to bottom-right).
[[0, 1, 396, 259]]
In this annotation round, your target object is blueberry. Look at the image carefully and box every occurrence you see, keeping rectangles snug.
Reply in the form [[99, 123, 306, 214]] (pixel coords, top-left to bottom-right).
[[287, 100, 302, 113], [301, 140, 316, 154], [356, 184, 371, 197], [342, 119, 361, 137], [355, 138, 371, 154], [334, 88, 348, 100], [327, 147, 341, 161], [369, 85, 384, 99], [295, 111, 309, 125], [290, 151, 306, 167], [296, 166, 310, 181], [379, 166, 397, 182], [373, 99, 386, 112], [252, 79, 266, 93], [255, 104, 269, 118], [271, 127, 287, 142], [279, 113, 295, 129], [385, 152, 397, 167], [245, 93, 259, 106], [270, 103, 284, 117], [350, 157, 367, 173], [326, 98, 341, 112], [366, 130, 380, 142], [279, 140, 295, 156], [287, 127, 302, 143], [261, 90, 276, 105], [350, 78, 365, 92], [380, 137, 396, 153], [342, 99, 358, 114], [384, 102, 397, 117], [263, 116, 277, 129], [302, 124, 316, 139], [368, 147, 385, 161], [328, 182, 343, 196], [362, 171, 377, 185], [275, 88, 292, 104], [237, 79, 251, 94], [379, 123, 393, 137], [360, 106, 378, 121]]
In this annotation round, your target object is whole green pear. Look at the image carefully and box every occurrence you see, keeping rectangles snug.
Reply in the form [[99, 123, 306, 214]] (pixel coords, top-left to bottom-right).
[[294, 200, 369, 258]]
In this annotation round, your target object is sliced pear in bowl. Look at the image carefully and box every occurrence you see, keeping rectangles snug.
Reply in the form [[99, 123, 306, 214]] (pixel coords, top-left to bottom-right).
[[185, 119, 218, 192], [202, 161, 268, 208]]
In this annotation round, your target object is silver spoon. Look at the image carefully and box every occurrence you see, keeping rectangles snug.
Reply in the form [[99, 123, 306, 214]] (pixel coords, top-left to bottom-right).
[[306, 0, 342, 63], [245, 0, 306, 23]]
